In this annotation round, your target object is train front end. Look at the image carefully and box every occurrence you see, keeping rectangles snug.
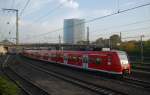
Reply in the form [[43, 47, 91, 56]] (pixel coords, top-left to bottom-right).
[[117, 51, 131, 76]]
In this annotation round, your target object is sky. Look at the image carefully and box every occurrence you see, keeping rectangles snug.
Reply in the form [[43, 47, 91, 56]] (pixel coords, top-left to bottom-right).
[[0, 0, 150, 43]]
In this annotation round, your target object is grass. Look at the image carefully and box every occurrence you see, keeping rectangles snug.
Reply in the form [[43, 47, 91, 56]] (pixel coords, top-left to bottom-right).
[[0, 75, 20, 95]]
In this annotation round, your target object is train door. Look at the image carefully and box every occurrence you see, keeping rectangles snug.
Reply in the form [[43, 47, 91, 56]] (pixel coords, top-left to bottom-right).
[[48, 53, 51, 61], [64, 54, 68, 64], [82, 55, 88, 69]]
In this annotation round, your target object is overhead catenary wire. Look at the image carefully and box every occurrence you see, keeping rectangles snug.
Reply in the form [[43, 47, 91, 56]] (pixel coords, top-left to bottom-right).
[[64, 26, 150, 42], [24, 36, 59, 43], [58, 25, 150, 42], [23, 26, 150, 44], [8, 0, 18, 39], [86, 2, 150, 23], [0, 0, 22, 41], [20, 0, 31, 16], [22, 2, 150, 40], [117, 0, 120, 12], [33, 2, 65, 22], [94, 26, 150, 38], [122, 35, 150, 40], [91, 19, 150, 35]]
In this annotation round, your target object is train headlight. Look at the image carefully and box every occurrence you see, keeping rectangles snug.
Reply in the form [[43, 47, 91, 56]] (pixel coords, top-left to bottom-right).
[[107, 58, 112, 65], [107, 62, 111, 65], [121, 60, 128, 65]]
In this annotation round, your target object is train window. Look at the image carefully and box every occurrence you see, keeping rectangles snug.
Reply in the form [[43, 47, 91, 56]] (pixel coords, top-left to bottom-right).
[[75, 57, 81, 62], [73, 56, 76, 59], [96, 58, 101, 64], [108, 58, 112, 62], [73, 56, 77, 61], [57, 54, 61, 58], [79, 57, 82, 60], [71, 56, 75, 61], [68, 56, 72, 61], [77, 57, 80, 61], [51, 54, 53, 57], [56, 54, 58, 57], [69, 56, 71, 59], [60, 54, 63, 58], [48, 54, 51, 57], [52, 54, 56, 58], [89, 58, 95, 63], [118, 52, 128, 60]]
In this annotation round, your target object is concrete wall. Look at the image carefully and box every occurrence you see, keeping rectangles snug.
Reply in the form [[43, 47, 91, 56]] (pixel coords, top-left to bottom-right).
[[0, 45, 7, 55]]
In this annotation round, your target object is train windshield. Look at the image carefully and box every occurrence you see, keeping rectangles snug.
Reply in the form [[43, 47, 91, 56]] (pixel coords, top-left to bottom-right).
[[118, 52, 128, 60], [118, 51, 129, 65]]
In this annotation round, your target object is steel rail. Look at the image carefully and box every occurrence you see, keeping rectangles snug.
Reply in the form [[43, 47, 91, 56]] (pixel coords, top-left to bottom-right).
[[22, 59, 127, 95], [1, 55, 50, 95]]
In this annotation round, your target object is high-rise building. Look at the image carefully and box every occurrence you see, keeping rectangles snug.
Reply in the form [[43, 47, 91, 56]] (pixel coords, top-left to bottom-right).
[[63, 19, 85, 44]]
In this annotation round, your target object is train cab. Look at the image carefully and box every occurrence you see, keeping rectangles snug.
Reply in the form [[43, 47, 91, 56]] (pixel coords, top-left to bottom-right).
[[117, 51, 131, 75]]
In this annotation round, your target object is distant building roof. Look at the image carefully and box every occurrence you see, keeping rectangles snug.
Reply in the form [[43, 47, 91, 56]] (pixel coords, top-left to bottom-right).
[[0, 39, 14, 45]]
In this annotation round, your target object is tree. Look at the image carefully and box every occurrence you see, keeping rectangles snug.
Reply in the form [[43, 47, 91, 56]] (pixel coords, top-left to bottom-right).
[[77, 40, 87, 45], [95, 38, 104, 47], [119, 40, 140, 55], [143, 39, 150, 56], [93, 38, 110, 47], [110, 34, 121, 49]]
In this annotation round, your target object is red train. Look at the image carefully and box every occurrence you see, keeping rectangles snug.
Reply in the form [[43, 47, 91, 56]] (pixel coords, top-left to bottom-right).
[[21, 49, 131, 76]]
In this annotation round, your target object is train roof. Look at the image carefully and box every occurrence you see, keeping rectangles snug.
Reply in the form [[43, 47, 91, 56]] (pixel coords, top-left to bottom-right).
[[24, 49, 126, 54]]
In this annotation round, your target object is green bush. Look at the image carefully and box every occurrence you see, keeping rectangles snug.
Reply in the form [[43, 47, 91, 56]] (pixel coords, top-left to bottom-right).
[[0, 76, 20, 95]]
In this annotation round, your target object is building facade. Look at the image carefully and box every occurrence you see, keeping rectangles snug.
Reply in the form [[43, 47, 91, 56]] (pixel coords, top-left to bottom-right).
[[63, 19, 85, 44]]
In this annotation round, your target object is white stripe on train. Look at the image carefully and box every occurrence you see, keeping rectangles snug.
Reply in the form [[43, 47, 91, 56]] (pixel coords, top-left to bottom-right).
[[37, 58, 122, 75]]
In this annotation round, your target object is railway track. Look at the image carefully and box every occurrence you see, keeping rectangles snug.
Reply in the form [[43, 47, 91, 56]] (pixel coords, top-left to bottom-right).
[[123, 77, 150, 88], [131, 69, 150, 82], [21, 55, 150, 90], [1, 55, 50, 95], [18, 55, 150, 95], [27, 60, 150, 91], [19, 58, 127, 95]]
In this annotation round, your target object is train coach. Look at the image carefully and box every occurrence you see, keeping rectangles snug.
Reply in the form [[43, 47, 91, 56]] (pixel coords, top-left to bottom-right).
[[21, 49, 131, 76]]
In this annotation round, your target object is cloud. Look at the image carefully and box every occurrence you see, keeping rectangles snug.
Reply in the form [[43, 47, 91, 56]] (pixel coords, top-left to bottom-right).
[[19, 18, 61, 43], [21, 0, 54, 16], [92, 9, 113, 16], [22, 0, 79, 19], [125, 2, 135, 6], [122, 0, 149, 8], [77, 9, 113, 20], [19, 8, 113, 43], [64, 10, 83, 19], [59, 0, 79, 9]]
